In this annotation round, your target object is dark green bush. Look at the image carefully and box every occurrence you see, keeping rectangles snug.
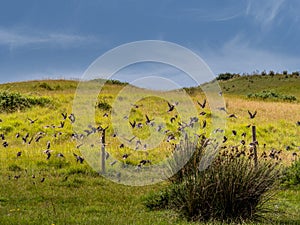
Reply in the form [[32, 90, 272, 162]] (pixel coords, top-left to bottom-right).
[[145, 138, 281, 223], [216, 73, 240, 81], [97, 102, 111, 111], [247, 91, 297, 102], [0, 91, 51, 113], [106, 79, 128, 85], [282, 158, 300, 186], [8, 164, 23, 172], [38, 82, 54, 90]]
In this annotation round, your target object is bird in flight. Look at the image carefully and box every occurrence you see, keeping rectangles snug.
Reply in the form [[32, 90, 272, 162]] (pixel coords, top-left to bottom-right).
[[248, 110, 257, 119], [145, 115, 154, 125], [28, 118, 38, 124], [228, 114, 237, 119], [61, 112, 68, 120], [129, 120, 136, 128], [197, 99, 206, 109], [68, 113, 76, 123], [167, 102, 175, 112], [73, 153, 84, 163]]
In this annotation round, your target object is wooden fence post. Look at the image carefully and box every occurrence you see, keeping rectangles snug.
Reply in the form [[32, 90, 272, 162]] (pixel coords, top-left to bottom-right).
[[252, 125, 258, 167], [101, 128, 106, 174]]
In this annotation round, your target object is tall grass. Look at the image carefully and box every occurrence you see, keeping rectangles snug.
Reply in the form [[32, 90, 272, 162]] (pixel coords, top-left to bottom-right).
[[146, 137, 282, 223]]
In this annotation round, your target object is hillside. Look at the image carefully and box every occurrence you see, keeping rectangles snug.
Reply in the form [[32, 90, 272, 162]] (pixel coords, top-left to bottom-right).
[[218, 74, 300, 100], [0, 77, 299, 224]]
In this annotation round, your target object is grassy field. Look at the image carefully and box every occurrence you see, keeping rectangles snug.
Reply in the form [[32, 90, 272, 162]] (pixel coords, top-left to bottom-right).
[[0, 76, 299, 224]]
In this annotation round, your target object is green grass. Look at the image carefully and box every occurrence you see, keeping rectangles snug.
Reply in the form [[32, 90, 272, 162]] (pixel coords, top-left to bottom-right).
[[0, 173, 299, 224], [0, 77, 299, 224], [216, 74, 300, 100]]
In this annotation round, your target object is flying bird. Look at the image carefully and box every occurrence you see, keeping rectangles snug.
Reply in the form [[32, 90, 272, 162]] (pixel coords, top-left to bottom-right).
[[28, 118, 38, 124], [2, 141, 8, 147], [248, 110, 257, 119], [44, 149, 52, 160], [167, 102, 175, 112], [68, 113, 76, 123], [73, 153, 84, 163], [129, 121, 136, 128], [199, 111, 206, 116], [61, 112, 68, 120], [228, 114, 237, 119], [197, 99, 206, 109], [58, 121, 65, 128], [202, 120, 207, 128], [122, 153, 129, 159], [145, 115, 153, 125], [57, 153, 65, 158]]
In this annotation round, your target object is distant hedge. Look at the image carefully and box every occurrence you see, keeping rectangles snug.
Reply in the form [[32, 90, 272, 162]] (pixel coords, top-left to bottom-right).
[[0, 91, 51, 113], [216, 73, 240, 81], [247, 90, 297, 102]]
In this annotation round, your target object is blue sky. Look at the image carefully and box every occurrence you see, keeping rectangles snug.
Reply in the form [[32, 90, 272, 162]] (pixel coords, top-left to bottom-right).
[[0, 0, 300, 87]]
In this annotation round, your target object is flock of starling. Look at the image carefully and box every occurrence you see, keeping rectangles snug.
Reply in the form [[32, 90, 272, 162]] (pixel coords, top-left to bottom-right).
[[3, 96, 300, 182]]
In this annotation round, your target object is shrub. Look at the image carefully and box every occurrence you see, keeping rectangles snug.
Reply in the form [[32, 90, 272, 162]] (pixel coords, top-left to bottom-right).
[[216, 73, 240, 81], [0, 91, 51, 113], [8, 164, 23, 172], [281, 158, 300, 186], [145, 138, 281, 223], [106, 79, 128, 85], [247, 91, 297, 102], [38, 82, 54, 90], [97, 102, 111, 111]]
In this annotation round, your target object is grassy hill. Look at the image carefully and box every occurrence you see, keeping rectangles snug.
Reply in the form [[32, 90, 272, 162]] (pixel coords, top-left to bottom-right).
[[0, 77, 299, 224], [219, 74, 300, 100]]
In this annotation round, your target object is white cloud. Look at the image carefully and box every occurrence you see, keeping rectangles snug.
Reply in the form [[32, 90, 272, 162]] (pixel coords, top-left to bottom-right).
[[0, 27, 97, 49], [179, 1, 247, 22], [245, 0, 286, 27], [199, 34, 300, 75]]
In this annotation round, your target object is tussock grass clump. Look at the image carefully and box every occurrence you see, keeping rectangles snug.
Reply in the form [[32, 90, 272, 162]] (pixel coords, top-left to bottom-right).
[[145, 138, 281, 223], [0, 91, 51, 113]]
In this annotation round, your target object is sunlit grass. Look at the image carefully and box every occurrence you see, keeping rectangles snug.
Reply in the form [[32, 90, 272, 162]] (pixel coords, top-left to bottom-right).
[[0, 78, 299, 224]]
